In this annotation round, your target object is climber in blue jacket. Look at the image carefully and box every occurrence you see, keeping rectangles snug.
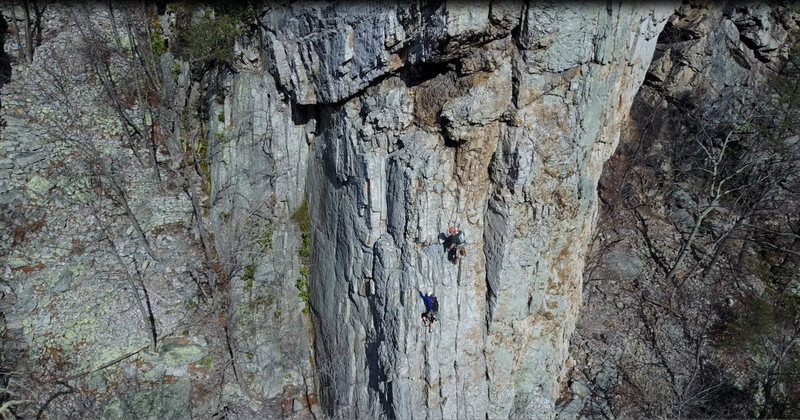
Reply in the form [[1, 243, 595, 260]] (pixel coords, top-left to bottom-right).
[[419, 290, 439, 333]]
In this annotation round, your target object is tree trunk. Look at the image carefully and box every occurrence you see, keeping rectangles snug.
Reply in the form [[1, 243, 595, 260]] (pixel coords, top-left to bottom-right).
[[22, 0, 33, 63], [666, 204, 715, 286], [101, 223, 158, 352], [32, 0, 44, 48]]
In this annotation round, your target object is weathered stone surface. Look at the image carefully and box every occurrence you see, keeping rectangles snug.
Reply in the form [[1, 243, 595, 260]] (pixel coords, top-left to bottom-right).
[[262, 3, 408, 105], [0, 5, 223, 418], [262, 3, 524, 106], [256, 2, 674, 418], [208, 69, 317, 415], [104, 379, 192, 420], [1, 2, 680, 419]]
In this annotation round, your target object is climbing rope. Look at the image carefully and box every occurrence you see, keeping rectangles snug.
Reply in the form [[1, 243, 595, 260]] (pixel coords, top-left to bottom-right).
[[447, 190, 459, 229]]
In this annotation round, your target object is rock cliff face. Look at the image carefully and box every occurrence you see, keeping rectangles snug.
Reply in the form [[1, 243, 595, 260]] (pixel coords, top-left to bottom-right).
[[0, 2, 676, 418], [250, 2, 673, 418]]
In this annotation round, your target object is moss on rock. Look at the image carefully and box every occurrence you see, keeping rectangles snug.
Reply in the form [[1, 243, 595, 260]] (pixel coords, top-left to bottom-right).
[[104, 379, 191, 420]]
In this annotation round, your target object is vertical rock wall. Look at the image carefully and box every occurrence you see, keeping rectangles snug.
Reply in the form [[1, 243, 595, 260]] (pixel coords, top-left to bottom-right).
[[253, 2, 675, 418], [0, 2, 677, 418], [208, 70, 317, 413]]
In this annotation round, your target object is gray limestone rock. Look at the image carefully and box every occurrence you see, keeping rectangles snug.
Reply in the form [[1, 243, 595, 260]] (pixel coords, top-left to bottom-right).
[[52, 268, 73, 294], [1, 2, 686, 419], [253, 2, 675, 418], [104, 379, 192, 420]]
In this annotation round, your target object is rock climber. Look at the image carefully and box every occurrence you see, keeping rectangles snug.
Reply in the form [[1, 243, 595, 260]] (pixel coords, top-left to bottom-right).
[[446, 226, 467, 264], [418, 289, 438, 333]]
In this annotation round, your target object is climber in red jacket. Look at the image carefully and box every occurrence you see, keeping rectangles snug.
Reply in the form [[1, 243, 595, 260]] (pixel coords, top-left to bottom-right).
[[446, 226, 467, 264]]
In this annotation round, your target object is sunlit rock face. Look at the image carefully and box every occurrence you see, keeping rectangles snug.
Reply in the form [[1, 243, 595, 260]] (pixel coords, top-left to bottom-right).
[[0, 2, 674, 418], [257, 2, 673, 418]]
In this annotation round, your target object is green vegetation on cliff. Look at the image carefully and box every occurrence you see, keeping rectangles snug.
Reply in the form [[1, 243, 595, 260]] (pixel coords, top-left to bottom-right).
[[292, 200, 311, 314]]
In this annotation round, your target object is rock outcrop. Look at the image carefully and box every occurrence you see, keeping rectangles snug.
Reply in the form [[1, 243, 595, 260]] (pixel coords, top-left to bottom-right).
[[0, 2, 677, 418], [251, 2, 673, 418]]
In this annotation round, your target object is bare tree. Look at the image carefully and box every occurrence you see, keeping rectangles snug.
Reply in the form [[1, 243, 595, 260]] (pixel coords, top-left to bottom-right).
[[18, 0, 45, 63], [573, 33, 800, 418]]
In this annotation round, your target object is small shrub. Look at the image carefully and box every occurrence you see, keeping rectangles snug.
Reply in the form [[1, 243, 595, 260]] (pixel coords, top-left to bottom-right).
[[292, 200, 311, 261], [172, 62, 182, 78], [150, 17, 168, 57], [259, 222, 275, 252], [199, 355, 213, 368], [720, 287, 800, 357], [292, 199, 312, 314], [721, 295, 773, 349], [151, 34, 167, 57], [242, 264, 256, 294], [179, 10, 245, 65], [296, 277, 310, 315], [195, 135, 211, 195]]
